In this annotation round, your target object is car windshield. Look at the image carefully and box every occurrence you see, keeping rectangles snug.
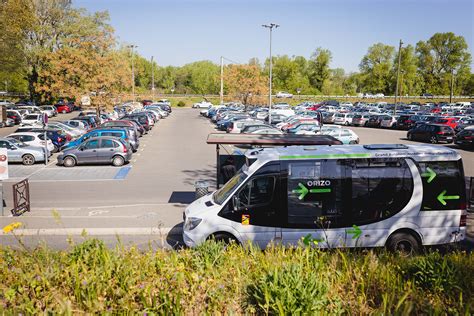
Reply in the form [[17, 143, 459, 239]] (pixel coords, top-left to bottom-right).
[[213, 168, 248, 205]]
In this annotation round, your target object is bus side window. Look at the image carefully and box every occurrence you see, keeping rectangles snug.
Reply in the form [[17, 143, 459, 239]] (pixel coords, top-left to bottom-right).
[[349, 158, 413, 225], [418, 161, 466, 211]]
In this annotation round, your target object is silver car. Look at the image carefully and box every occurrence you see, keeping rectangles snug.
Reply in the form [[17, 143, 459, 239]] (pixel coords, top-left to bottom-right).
[[0, 137, 46, 165], [57, 136, 132, 167]]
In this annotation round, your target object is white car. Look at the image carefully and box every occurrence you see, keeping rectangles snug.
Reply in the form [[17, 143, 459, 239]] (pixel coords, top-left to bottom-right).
[[250, 128, 283, 135], [380, 115, 399, 128], [193, 101, 213, 108], [63, 120, 88, 130], [324, 128, 359, 144], [40, 105, 57, 117], [276, 91, 293, 98], [7, 132, 55, 152], [20, 114, 43, 126], [334, 113, 354, 125], [339, 102, 353, 107]]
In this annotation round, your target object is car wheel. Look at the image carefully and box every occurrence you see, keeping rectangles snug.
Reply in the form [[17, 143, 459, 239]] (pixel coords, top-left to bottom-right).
[[112, 155, 125, 167], [407, 133, 413, 141], [345, 121, 349, 126], [53, 145, 59, 153], [22, 154, 35, 165], [364, 121, 368, 127], [62, 110, 66, 114], [208, 233, 239, 245], [386, 232, 420, 256], [63, 156, 76, 167], [430, 136, 438, 144], [349, 140, 357, 144]]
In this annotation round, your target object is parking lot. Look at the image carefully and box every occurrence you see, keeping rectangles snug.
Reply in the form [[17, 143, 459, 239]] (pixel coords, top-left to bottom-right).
[[1, 107, 473, 248]]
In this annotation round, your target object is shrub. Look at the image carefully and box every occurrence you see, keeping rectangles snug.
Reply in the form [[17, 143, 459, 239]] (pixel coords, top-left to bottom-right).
[[177, 100, 185, 107]]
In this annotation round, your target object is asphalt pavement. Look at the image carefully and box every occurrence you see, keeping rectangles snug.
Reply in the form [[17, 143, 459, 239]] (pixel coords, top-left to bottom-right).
[[0, 108, 472, 249]]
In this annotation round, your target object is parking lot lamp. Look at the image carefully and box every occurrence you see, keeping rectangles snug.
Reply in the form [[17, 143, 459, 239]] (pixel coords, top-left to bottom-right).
[[394, 39, 403, 114], [262, 23, 279, 125], [128, 45, 138, 102]]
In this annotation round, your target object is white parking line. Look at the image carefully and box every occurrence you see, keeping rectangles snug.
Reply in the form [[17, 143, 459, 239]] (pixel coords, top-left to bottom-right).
[[5, 227, 181, 236]]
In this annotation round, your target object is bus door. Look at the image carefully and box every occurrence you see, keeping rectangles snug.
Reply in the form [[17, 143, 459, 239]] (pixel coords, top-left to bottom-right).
[[281, 159, 347, 248], [221, 162, 284, 248]]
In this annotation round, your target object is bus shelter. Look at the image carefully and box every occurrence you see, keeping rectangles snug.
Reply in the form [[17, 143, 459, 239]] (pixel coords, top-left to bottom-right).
[[206, 133, 342, 189]]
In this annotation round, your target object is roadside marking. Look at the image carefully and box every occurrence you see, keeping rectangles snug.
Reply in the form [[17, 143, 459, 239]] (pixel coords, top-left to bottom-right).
[[29, 203, 186, 211], [88, 210, 110, 216], [5, 227, 182, 236], [114, 166, 132, 180]]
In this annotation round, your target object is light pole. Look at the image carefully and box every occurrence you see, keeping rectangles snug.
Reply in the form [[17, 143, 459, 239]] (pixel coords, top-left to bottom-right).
[[394, 39, 403, 114], [262, 23, 279, 125], [128, 45, 138, 102], [151, 56, 155, 101], [450, 69, 456, 103], [220, 56, 224, 105]]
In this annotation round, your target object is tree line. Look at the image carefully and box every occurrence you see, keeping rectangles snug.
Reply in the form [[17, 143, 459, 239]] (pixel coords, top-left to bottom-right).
[[1, 0, 473, 107]]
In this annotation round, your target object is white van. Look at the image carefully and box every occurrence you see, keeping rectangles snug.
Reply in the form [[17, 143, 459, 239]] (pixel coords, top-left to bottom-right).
[[183, 144, 467, 253]]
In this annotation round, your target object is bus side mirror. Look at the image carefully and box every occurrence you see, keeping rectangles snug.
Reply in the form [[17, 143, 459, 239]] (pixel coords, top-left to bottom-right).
[[232, 195, 241, 211]]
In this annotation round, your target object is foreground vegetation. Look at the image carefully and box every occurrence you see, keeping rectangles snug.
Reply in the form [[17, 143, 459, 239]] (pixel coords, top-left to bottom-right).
[[0, 239, 473, 314]]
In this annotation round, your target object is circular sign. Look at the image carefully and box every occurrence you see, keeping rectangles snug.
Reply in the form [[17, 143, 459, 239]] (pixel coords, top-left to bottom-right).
[[0, 155, 7, 162]]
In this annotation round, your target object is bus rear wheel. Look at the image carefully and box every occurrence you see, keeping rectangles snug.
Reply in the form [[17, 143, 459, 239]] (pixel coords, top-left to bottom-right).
[[387, 232, 420, 256]]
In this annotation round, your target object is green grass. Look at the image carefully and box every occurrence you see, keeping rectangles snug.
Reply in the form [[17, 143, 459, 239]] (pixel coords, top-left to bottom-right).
[[1, 239, 473, 314]]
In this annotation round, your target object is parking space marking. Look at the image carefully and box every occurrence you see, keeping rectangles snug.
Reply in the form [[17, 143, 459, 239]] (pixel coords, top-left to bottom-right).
[[114, 166, 132, 180]]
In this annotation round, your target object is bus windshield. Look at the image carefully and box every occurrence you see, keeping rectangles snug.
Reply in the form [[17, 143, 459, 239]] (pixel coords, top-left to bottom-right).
[[213, 169, 248, 205]]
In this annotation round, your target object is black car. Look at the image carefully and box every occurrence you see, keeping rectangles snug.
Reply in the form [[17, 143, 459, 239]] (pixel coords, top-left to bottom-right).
[[455, 128, 474, 149], [396, 115, 417, 130], [123, 114, 151, 131], [407, 124, 455, 144]]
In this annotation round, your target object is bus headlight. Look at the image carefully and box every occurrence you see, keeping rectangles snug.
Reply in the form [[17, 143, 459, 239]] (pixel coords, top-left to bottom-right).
[[184, 217, 202, 231]]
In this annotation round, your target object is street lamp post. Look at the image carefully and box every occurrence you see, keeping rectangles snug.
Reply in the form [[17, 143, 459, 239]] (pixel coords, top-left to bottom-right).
[[151, 56, 155, 101], [394, 39, 403, 115], [128, 45, 138, 102], [262, 23, 279, 125]]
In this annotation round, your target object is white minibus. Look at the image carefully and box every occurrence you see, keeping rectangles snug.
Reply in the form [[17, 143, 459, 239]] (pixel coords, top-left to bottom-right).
[[183, 144, 467, 253]]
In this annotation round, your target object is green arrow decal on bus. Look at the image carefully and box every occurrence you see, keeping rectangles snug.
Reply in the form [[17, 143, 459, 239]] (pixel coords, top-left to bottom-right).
[[421, 167, 436, 183], [437, 190, 460, 206], [292, 183, 309, 200], [292, 184, 331, 200], [346, 225, 362, 239], [310, 188, 331, 193]]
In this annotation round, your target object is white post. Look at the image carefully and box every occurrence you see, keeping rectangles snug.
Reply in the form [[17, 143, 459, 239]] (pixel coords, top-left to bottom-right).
[[151, 56, 155, 101], [220, 56, 224, 105]]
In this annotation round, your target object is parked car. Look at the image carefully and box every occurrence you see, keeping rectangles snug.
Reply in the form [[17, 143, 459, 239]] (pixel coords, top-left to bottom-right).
[[63, 128, 131, 150], [434, 117, 459, 130], [7, 132, 55, 152], [20, 114, 43, 126], [0, 137, 46, 165], [276, 91, 293, 98], [250, 128, 283, 135], [380, 115, 398, 128], [396, 115, 416, 130], [334, 113, 354, 125], [324, 128, 359, 144], [407, 124, 455, 144], [123, 114, 151, 131], [454, 127, 474, 149], [63, 119, 90, 130], [351, 114, 371, 126], [365, 114, 384, 128], [58, 137, 132, 167], [40, 105, 57, 117], [6, 110, 22, 125], [55, 103, 73, 114], [13, 128, 67, 152], [192, 101, 213, 108]]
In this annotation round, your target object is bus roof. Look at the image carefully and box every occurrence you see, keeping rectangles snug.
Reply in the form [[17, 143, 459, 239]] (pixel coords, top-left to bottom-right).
[[245, 144, 461, 162]]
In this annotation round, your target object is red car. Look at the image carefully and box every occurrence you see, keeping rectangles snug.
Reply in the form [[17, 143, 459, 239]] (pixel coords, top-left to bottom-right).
[[55, 103, 72, 114], [434, 117, 458, 130]]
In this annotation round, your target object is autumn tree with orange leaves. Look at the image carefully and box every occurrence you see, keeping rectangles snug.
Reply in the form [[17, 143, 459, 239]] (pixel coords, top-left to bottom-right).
[[224, 64, 267, 105], [35, 10, 130, 111]]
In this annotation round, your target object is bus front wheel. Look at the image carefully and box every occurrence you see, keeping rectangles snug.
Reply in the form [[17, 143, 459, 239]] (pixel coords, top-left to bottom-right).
[[208, 232, 239, 245], [386, 231, 421, 256]]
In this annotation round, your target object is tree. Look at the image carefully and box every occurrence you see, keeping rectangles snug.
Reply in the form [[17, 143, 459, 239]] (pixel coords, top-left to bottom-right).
[[225, 64, 266, 105], [416, 32, 471, 94], [391, 44, 422, 96], [307, 48, 332, 92], [359, 43, 395, 94], [35, 10, 130, 110]]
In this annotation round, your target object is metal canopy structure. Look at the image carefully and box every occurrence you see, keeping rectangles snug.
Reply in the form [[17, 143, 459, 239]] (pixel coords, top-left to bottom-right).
[[207, 133, 342, 188], [206, 133, 342, 146]]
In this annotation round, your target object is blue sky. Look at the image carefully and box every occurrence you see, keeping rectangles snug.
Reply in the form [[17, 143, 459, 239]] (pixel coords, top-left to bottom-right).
[[75, 0, 473, 72]]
